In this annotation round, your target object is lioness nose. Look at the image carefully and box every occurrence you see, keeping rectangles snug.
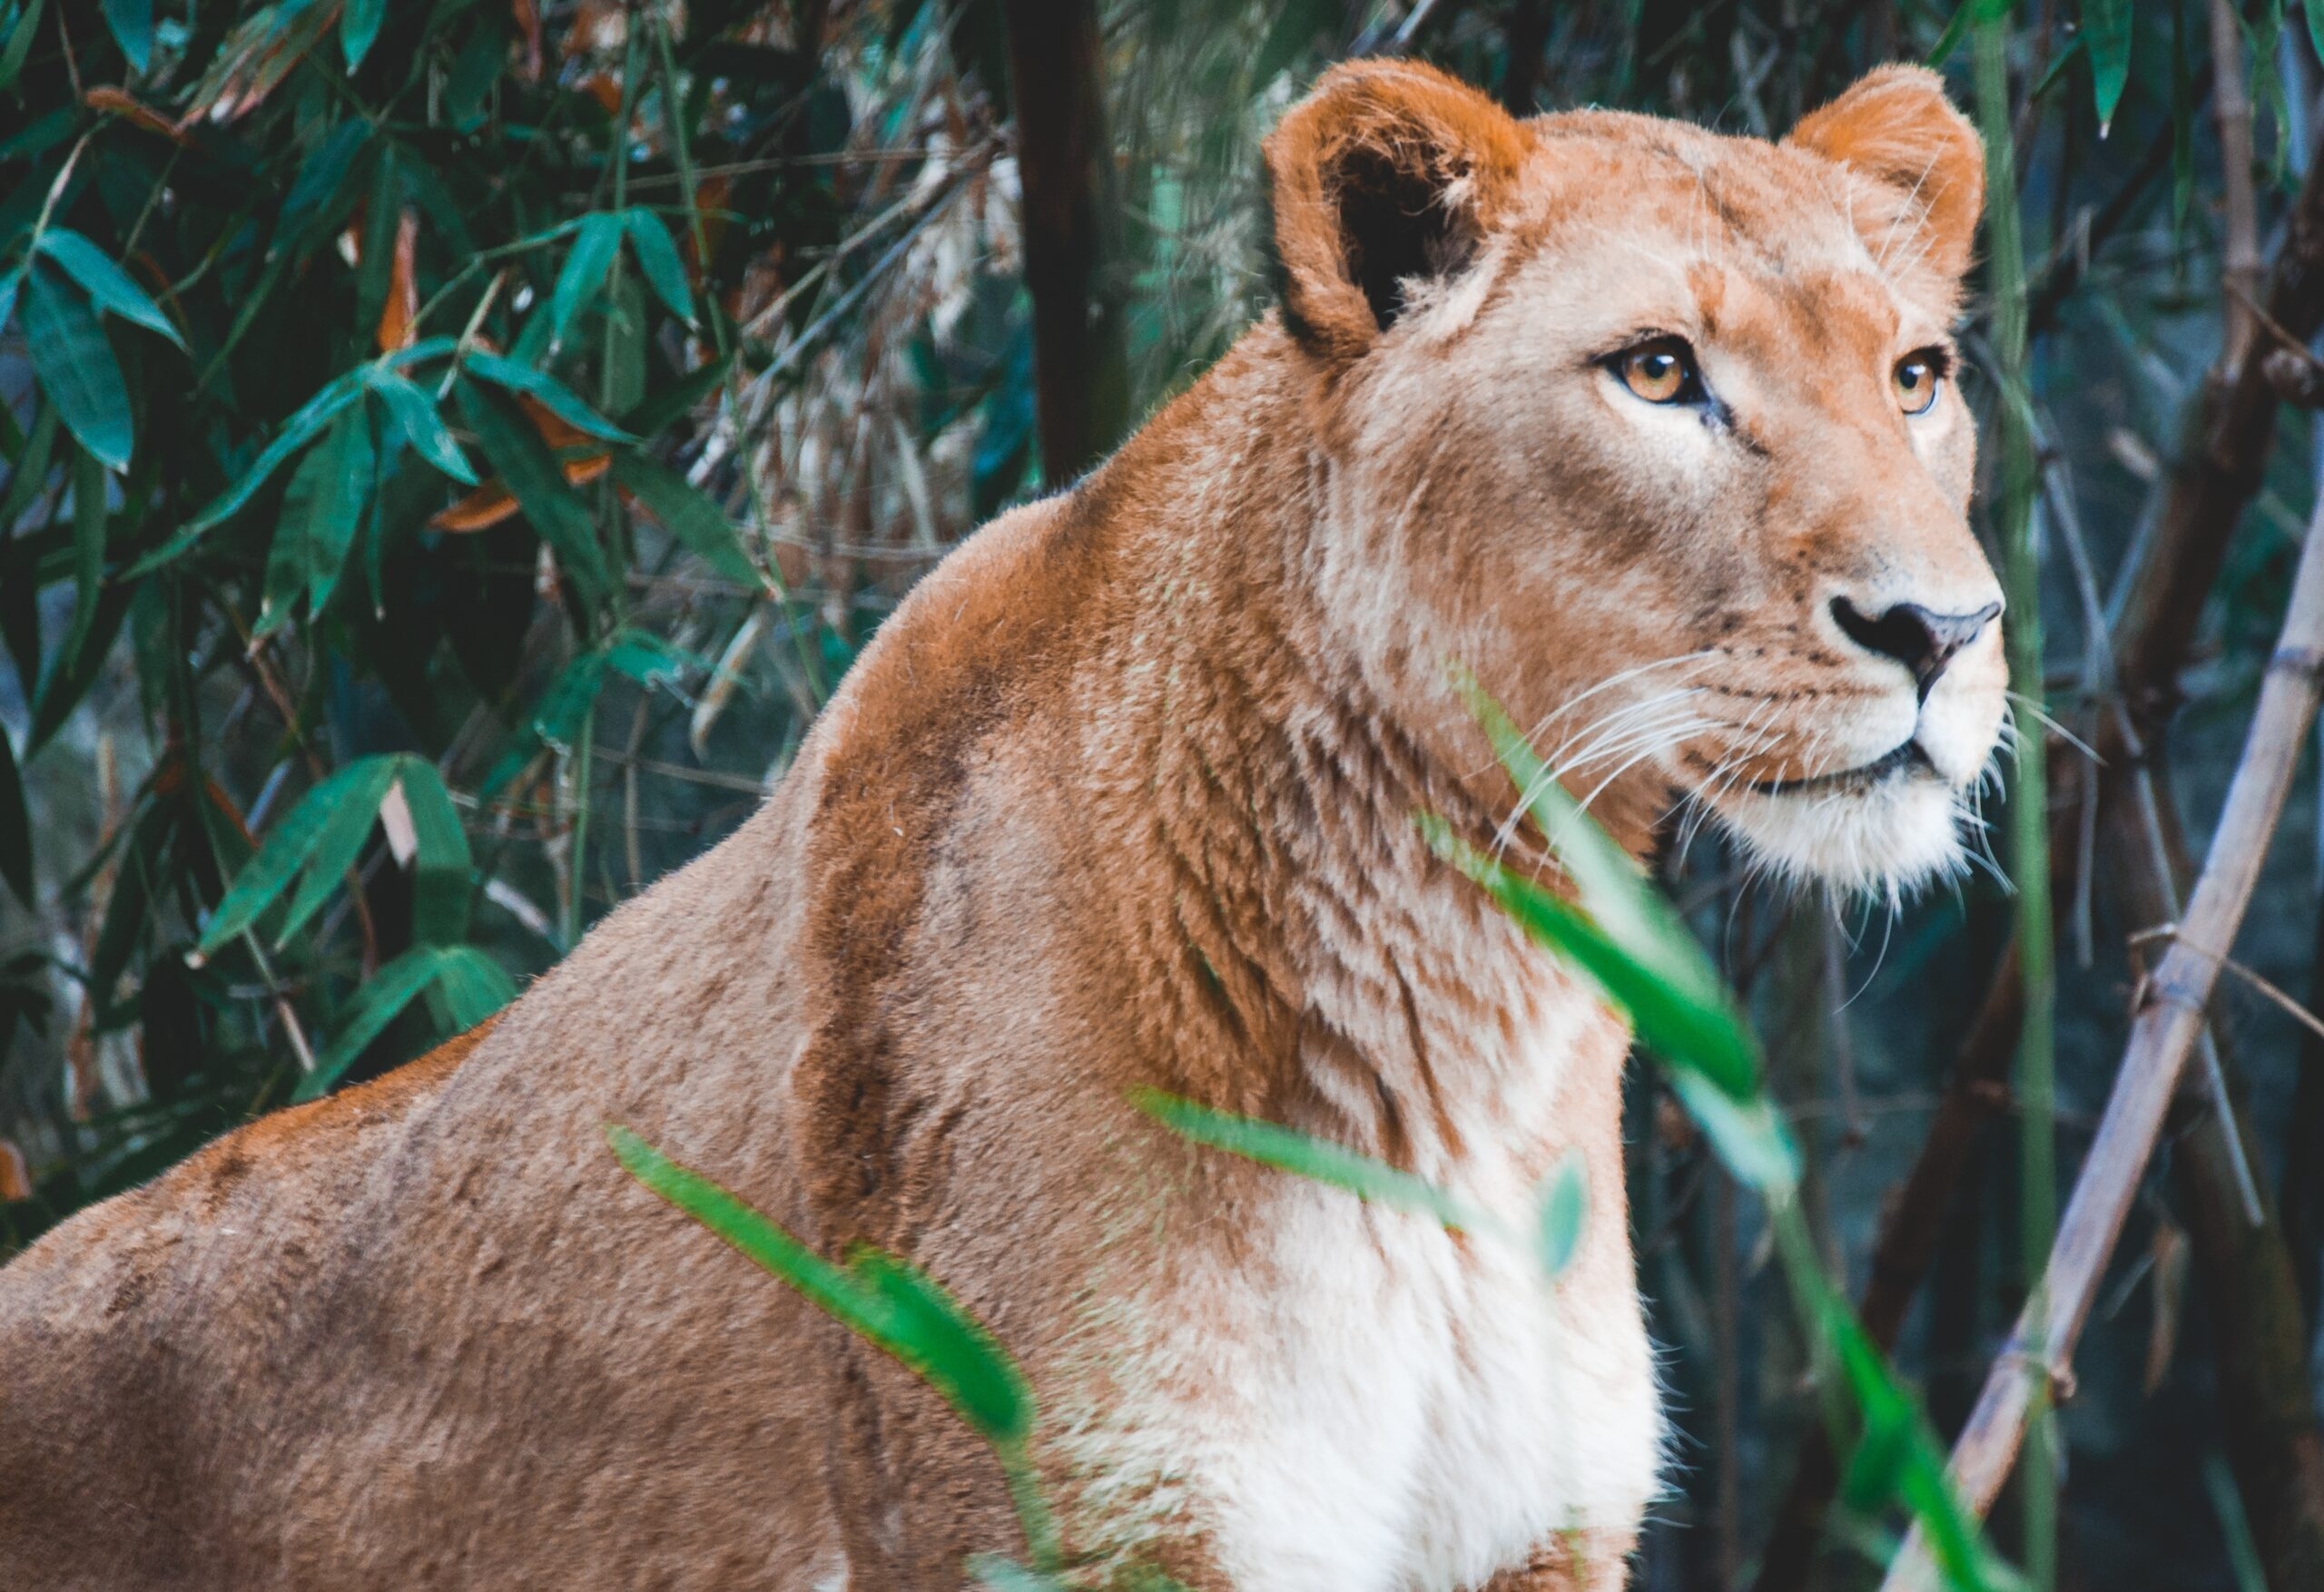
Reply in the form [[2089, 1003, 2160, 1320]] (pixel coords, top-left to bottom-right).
[[1830, 596, 2001, 698]]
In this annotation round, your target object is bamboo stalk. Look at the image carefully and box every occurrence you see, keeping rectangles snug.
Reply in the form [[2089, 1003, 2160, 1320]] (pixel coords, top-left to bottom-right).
[[2211, 0, 2261, 372], [1881, 485, 2324, 1592], [1970, 13, 2059, 1584]]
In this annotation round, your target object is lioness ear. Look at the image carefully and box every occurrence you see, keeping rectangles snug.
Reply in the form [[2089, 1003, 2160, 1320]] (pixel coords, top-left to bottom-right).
[[1264, 61, 1529, 362], [1787, 64, 1984, 280]]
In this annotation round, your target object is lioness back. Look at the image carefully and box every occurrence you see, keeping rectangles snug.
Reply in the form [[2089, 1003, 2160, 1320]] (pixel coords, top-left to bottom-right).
[[0, 59, 2006, 1592]]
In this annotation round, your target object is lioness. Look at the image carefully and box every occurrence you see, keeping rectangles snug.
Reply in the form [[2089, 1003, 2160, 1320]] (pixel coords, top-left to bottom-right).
[[0, 60, 2004, 1591]]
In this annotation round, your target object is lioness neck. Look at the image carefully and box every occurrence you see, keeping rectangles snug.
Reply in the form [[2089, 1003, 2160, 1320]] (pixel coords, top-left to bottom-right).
[[1046, 320, 1630, 1185]]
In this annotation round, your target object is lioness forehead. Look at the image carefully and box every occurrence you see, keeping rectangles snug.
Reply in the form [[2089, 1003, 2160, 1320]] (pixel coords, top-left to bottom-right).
[[1499, 114, 1956, 355]]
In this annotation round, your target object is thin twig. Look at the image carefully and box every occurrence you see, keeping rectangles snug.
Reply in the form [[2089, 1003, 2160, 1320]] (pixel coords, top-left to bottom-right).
[[2129, 924, 2324, 1046], [1883, 485, 2324, 1591]]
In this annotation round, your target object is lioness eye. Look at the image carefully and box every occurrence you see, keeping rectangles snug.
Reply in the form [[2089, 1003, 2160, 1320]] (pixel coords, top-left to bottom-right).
[[1615, 339, 1701, 405], [1894, 352, 1943, 416]]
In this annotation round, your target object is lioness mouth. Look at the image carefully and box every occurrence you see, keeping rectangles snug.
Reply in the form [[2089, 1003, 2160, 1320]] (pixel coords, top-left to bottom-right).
[[1748, 740, 1932, 796]]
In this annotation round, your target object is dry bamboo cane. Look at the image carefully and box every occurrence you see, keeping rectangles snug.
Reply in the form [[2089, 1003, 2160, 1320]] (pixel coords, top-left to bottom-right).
[[1881, 491, 2324, 1591]]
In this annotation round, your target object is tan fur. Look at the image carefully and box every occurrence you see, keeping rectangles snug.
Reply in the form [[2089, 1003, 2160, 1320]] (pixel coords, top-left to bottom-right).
[[0, 64, 2001, 1590]]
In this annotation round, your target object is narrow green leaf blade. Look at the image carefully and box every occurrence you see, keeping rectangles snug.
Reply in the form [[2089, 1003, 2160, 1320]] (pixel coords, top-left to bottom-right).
[[620, 352, 733, 438], [131, 376, 364, 574], [0, 0, 46, 93], [611, 452, 766, 589], [274, 755, 401, 949], [19, 264, 132, 472], [548, 212, 625, 350], [305, 401, 374, 617], [197, 764, 366, 958], [454, 378, 609, 604], [341, 0, 384, 69], [1533, 1151, 1588, 1278], [531, 651, 609, 752], [429, 946, 514, 1029], [1425, 822, 1762, 1108], [260, 406, 371, 635], [608, 1124, 908, 1355], [368, 369, 478, 486], [848, 1248, 1031, 1441], [1131, 1087, 1483, 1233], [0, 725, 29, 906], [34, 231, 182, 349], [296, 947, 451, 1101], [606, 1126, 1033, 1444], [462, 349, 634, 442], [101, 0, 151, 73], [2082, 0, 2131, 133], [391, 755, 473, 947], [623, 209, 695, 324]]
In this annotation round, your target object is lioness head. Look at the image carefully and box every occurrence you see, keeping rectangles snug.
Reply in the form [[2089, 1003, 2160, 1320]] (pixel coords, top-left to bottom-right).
[[1266, 63, 2005, 899]]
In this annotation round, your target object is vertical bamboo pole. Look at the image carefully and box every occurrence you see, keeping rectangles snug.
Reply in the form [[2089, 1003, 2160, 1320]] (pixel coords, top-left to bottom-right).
[[1971, 12, 2057, 1587]]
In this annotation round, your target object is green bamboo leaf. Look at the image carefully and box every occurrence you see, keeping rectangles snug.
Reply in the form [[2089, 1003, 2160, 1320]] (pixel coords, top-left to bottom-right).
[[848, 1248, 1030, 1442], [454, 378, 609, 604], [0, 403, 55, 552], [130, 374, 365, 574], [1533, 1152, 1587, 1279], [89, 800, 167, 1016], [274, 755, 401, 950], [428, 946, 514, 1030], [1924, 0, 1971, 64], [2028, 36, 2088, 105], [19, 263, 132, 472], [274, 121, 374, 260], [462, 349, 635, 442], [340, 0, 384, 69], [258, 406, 371, 636], [603, 627, 698, 690], [25, 585, 129, 754], [0, 724, 28, 906], [548, 211, 625, 350], [2310, 0, 2324, 88], [2083, 0, 2131, 131], [391, 756, 473, 947], [305, 401, 373, 618], [620, 351, 733, 438], [606, 1126, 1035, 1444], [1665, 1069, 1800, 1196], [62, 441, 105, 681], [0, 269, 19, 339], [969, 1561, 1070, 1592], [1456, 674, 1741, 1031], [0, 0, 45, 93], [101, 0, 151, 73], [1424, 823, 1761, 1109], [196, 763, 367, 958], [531, 651, 609, 752], [1131, 1087, 1484, 1233], [254, 489, 308, 641], [34, 230, 183, 349], [623, 209, 695, 324], [368, 369, 478, 486], [611, 452, 767, 590], [296, 946, 454, 1101]]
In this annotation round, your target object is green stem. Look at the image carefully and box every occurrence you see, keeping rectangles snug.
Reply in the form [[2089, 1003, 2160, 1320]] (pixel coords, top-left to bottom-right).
[[653, 14, 728, 359], [563, 710, 595, 950], [1974, 14, 2057, 1589]]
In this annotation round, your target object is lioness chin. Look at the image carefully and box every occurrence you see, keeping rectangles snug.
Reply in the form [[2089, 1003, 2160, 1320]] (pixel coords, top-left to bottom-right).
[[0, 59, 2004, 1592]]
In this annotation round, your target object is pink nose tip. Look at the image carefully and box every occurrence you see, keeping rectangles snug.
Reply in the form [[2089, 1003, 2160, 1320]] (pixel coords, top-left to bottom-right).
[[1830, 596, 2001, 699]]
